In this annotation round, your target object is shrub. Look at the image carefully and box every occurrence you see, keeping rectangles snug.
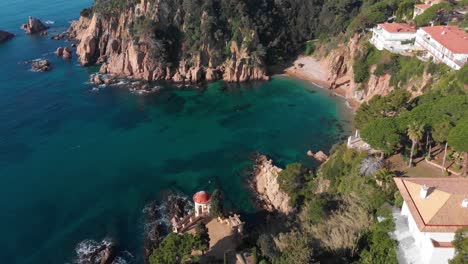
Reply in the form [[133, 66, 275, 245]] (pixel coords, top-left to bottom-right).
[[304, 41, 315, 56], [80, 8, 92, 18]]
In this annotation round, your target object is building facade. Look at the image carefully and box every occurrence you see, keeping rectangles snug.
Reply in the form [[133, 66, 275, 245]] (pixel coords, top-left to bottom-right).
[[415, 26, 468, 70], [394, 178, 468, 264], [370, 23, 416, 54]]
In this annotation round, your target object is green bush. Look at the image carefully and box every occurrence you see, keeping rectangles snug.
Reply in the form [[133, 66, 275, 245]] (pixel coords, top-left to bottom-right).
[[277, 163, 312, 207], [414, 3, 453, 27], [80, 8, 92, 18], [304, 41, 315, 56]]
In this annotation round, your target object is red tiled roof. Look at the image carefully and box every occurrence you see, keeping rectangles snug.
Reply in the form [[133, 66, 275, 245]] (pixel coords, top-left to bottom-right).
[[379, 23, 416, 33], [415, 4, 431, 11], [394, 177, 468, 233], [193, 191, 211, 204], [420, 26, 468, 54]]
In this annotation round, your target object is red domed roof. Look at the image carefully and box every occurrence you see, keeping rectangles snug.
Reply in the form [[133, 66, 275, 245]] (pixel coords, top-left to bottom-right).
[[193, 191, 211, 204]]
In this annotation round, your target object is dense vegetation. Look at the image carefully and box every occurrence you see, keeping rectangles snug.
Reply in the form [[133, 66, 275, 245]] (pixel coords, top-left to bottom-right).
[[250, 145, 399, 264], [450, 227, 468, 264], [149, 222, 210, 264], [86, 0, 370, 65]]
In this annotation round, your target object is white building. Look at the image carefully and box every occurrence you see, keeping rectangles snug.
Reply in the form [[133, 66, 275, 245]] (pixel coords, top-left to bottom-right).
[[370, 23, 416, 54], [394, 178, 468, 264], [415, 26, 468, 70]]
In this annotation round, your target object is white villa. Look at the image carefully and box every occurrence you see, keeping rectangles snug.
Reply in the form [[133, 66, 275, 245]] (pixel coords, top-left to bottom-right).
[[414, 25, 468, 70], [394, 177, 468, 264], [370, 23, 416, 54]]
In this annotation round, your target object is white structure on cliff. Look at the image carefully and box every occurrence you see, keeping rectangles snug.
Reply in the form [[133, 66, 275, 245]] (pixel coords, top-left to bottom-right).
[[193, 191, 211, 217], [394, 177, 468, 264], [414, 25, 468, 70], [347, 130, 378, 153], [370, 23, 416, 54]]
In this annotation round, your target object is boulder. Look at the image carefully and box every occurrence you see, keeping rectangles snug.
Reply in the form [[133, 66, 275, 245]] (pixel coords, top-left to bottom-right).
[[51, 32, 67, 40], [307, 150, 328, 163], [55, 47, 72, 59], [90, 74, 103, 85], [0, 30, 14, 43], [62, 47, 72, 59], [31, 60, 52, 72], [22, 16, 49, 34]]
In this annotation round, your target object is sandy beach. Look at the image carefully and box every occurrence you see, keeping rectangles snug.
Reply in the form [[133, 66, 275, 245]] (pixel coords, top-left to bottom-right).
[[284, 56, 360, 110]]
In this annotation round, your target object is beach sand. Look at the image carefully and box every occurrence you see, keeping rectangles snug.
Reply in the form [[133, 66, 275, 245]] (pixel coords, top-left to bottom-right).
[[284, 56, 360, 110]]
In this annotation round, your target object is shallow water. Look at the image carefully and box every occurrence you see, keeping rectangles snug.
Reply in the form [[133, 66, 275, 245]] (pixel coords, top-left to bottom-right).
[[0, 1, 352, 263]]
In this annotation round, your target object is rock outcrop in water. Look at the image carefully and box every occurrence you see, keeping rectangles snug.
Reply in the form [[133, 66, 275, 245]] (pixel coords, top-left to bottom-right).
[[31, 59, 52, 72], [68, 1, 269, 83], [56, 47, 72, 59], [250, 155, 293, 215], [22, 16, 48, 34], [0, 30, 14, 43]]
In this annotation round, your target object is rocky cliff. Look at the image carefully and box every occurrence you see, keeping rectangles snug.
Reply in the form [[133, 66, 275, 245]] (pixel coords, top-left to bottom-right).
[[250, 155, 293, 215], [317, 34, 430, 104], [68, 0, 268, 83]]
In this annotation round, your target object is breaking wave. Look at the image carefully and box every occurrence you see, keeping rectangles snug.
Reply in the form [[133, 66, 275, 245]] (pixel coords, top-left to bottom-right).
[[73, 238, 134, 264]]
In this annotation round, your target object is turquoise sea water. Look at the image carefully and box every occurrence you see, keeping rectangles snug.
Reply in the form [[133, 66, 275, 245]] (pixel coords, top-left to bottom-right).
[[0, 1, 352, 263]]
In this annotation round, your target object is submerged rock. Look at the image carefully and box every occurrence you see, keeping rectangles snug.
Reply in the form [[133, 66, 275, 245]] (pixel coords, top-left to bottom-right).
[[21, 16, 49, 34], [0, 30, 14, 43], [51, 31, 67, 40], [31, 60, 52, 72]]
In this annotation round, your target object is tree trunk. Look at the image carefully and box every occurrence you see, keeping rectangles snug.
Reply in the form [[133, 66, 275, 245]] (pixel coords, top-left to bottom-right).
[[463, 152, 467, 177], [380, 151, 384, 159], [442, 142, 448, 169], [409, 140, 415, 167]]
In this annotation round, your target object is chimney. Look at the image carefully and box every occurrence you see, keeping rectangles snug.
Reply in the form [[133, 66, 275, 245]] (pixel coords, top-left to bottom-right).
[[420, 184, 429, 199], [462, 199, 468, 208]]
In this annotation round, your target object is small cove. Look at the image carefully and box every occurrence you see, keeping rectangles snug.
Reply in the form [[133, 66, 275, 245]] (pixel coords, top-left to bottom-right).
[[0, 1, 352, 263]]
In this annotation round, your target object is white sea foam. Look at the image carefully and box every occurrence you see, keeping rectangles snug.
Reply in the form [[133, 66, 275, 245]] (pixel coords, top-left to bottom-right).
[[74, 238, 134, 264], [45, 20, 55, 25]]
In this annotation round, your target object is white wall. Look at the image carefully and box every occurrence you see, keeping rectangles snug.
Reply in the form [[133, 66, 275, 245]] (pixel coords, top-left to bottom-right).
[[401, 201, 456, 264], [370, 27, 415, 53], [415, 29, 468, 70]]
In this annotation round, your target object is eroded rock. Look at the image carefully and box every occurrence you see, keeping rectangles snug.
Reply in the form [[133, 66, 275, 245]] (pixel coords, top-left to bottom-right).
[[31, 60, 52, 72], [56, 47, 72, 59], [250, 155, 294, 215], [22, 16, 48, 34]]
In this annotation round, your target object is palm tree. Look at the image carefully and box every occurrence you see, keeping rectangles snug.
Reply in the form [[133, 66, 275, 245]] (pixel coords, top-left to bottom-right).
[[374, 168, 396, 191], [407, 122, 425, 167]]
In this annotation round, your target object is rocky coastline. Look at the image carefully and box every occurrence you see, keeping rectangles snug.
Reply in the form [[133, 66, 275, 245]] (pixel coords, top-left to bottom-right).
[[67, 2, 269, 84], [248, 154, 294, 215]]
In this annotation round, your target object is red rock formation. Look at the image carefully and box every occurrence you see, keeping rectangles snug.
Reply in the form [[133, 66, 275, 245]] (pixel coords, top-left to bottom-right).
[[22, 17, 48, 34], [68, 2, 268, 83]]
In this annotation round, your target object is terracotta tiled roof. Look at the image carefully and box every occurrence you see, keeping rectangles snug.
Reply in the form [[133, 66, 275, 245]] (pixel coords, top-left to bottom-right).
[[394, 177, 468, 233], [415, 4, 432, 11], [379, 23, 416, 33], [419, 26, 468, 54], [193, 191, 211, 204]]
